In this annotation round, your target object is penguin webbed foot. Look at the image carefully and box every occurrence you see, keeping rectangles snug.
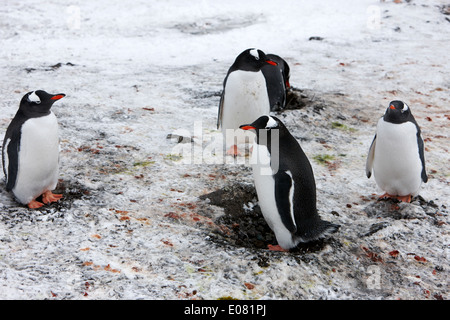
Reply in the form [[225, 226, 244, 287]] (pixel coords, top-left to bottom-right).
[[378, 193, 412, 203], [397, 195, 412, 203], [267, 244, 290, 252], [26, 190, 63, 209], [42, 190, 63, 204], [226, 145, 242, 157], [27, 200, 45, 209]]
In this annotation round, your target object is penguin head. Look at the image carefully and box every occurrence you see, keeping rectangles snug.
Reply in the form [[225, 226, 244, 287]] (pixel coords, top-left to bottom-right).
[[383, 100, 412, 124], [20, 90, 65, 117], [240, 115, 280, 131], [233, 48, 278, 72], [266, 54, 291, 88], [240, 115, 288, 146], [241, 114, 287, 134]]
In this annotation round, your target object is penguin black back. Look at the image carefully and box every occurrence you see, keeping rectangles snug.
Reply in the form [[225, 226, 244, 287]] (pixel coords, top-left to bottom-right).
[[240, 115, 339, 247], [250, 116, 319, 226]]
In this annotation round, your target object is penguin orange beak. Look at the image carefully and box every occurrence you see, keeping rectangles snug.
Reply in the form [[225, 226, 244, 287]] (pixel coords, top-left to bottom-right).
[[240, 125, 256, 130], [265, 60, 277, 66], [389, 105, 395, 109], [51, 94, 65, 100]]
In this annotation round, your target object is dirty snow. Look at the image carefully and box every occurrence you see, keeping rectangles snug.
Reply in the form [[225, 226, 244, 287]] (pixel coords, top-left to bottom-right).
[[0, 0, 448, 300]]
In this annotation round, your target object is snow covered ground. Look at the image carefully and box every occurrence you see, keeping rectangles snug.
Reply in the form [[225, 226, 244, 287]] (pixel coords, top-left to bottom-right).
[[0, 0, 448, 300]]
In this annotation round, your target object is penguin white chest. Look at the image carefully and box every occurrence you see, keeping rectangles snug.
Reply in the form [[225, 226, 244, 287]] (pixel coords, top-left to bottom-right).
[[13, 112, 60, 204], [251, 142, 295, 248], [222, 71, 270, 131], [373, 119, 422, 196], [222, 71, 270, 148]]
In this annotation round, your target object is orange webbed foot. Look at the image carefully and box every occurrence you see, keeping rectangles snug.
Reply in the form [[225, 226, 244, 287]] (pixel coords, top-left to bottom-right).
[[28, 200, 44, 209], [378, 193, 412, 203], [42, 190, 63, 204], [378, 192, 394, 200], [267, 244, 289, 252], [396, 195, 412, 203], [226, 145, 241, 157]]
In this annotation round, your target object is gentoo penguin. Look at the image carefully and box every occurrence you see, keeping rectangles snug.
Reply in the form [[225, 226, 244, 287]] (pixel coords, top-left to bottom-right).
[[240, 115, 339, 250], [217, 48, 278, 156], [2, 90, 65, 208], [261, 54, 291, 112], [366, 100, 427, 202]]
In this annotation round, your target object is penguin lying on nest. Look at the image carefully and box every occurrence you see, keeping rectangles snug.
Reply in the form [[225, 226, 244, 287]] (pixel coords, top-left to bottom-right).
[[240, 115, 339, 251]]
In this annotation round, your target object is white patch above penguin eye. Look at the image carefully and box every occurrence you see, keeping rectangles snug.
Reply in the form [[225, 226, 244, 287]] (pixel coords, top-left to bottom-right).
[[265, 116, 277, 129], [401, 102, 409, 112], [27, 91, 41, 104], [249, 49, 259, 60]]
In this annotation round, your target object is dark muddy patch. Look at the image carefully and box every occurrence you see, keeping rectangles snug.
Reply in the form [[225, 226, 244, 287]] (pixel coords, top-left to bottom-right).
[[363, 195, 441, 221], [191, 86, 321, 112], [46, 180, 91, 211], [0, 180, 91, 225], [199, 182, 272, 249], [284, 87, 317, 111], [360, 195, 447, 238], [200, 182, 338, 254]]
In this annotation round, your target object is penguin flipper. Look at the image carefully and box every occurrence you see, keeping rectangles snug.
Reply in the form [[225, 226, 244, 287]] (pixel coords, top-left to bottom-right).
[[274, 170, 297, 233], [416, 132, 428, 183], [217, 92, 224, 130], [365, 134, 376, 178], [217, 73, 230, 130], [3, 128, 21, 191]]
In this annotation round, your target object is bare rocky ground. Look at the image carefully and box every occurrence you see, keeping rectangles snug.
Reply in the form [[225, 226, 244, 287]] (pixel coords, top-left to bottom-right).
[[0, 86, 447, 300]]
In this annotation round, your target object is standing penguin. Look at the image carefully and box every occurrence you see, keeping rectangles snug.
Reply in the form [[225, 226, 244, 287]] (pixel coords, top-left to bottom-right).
[[261, 53, 291, 112], [366, 100, 427, 202], [240, 115, 339, 251], [217, 48, 278, 156], [2, 90, 65, 208]]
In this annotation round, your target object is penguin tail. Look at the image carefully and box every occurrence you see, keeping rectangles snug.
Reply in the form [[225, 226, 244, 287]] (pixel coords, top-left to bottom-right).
[[297, 219, 340, 243]]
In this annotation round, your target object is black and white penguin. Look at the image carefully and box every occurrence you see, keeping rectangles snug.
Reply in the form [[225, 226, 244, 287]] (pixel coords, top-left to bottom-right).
[[366, 100, 427, 202], [261, 53, 291, 112], [240, 115, 339, 250], [2, 90, 65, 208], [217, 48, 278, 156]]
